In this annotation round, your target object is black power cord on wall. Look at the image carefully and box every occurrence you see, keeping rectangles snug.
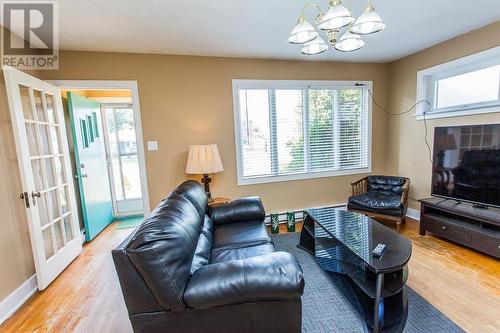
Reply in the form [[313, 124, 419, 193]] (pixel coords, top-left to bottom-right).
[[354, 83, 434, 165]]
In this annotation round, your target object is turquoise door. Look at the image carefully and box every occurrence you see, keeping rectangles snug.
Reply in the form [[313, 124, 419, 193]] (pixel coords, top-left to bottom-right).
[[67, 92, 113, 241]]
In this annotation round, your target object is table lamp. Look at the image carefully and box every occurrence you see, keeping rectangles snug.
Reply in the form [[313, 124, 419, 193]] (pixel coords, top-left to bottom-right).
[[186, 144, 224, 201]]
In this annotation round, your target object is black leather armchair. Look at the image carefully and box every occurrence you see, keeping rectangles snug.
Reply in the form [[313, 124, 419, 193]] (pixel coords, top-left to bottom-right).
[[112, 181, 304, 333], [347, 175, 410, 231]]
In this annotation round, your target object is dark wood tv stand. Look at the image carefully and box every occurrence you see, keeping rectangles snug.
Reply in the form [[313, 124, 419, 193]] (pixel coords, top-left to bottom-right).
[[419, 198, 500, 258]]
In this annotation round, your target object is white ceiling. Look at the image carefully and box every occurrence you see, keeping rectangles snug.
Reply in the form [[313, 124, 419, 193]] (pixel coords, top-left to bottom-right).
[[58, 0, 500, 63]]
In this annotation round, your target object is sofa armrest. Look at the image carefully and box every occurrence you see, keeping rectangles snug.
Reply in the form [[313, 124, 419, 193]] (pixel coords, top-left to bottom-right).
[[183, 252, 304, 309], [208, 196, 265, 225]]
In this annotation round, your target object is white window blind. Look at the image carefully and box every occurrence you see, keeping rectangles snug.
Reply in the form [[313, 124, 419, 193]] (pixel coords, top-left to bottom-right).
[[233, 80, 371, 185]]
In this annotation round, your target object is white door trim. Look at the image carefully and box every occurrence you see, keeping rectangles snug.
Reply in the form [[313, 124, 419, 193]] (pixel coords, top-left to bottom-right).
[[47, 80, 151, 216]]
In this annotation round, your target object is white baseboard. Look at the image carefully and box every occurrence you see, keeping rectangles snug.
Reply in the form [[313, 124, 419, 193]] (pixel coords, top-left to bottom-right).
[[406, 207, 420, 221], [0, 274, 38, 325]]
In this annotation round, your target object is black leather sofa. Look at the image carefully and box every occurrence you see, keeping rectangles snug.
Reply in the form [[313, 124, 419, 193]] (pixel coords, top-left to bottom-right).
[[112, 180, 304, 333]]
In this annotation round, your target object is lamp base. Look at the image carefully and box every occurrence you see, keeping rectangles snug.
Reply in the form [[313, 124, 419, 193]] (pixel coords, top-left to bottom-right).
[[201, 174, 213, 202]]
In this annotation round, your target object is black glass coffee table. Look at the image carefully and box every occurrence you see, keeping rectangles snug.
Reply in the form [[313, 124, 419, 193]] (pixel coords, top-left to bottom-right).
[[299, 207, 412, 333]]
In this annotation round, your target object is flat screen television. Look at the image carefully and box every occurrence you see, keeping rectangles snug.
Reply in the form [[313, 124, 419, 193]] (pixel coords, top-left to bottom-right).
[[431, 124, 500, 208]]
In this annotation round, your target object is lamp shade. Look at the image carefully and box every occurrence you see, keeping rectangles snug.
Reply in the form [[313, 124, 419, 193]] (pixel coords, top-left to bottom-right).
[[186, 144, 224, 174]]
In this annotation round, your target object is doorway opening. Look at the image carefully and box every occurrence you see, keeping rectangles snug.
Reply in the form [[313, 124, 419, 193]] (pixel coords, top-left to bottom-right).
[[52, 81, 150, 240]]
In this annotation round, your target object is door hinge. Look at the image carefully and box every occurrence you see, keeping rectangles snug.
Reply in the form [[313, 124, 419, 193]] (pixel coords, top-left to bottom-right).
[[20, 191, 30, 208]]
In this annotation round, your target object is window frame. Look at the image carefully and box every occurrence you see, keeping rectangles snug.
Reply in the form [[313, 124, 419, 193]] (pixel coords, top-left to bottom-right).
[[232, 79, 373, 186], [416, 46, 500, 120]]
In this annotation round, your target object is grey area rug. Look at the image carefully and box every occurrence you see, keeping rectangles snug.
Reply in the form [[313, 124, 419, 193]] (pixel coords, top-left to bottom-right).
[[271, 233, 465, 333]]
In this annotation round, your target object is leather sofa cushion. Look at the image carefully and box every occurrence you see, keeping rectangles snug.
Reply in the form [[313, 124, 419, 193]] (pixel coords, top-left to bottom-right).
[[210, 243, 275, 264], [213, 220, 271, 250], [184, 252, 304, 309], [127, 193, 203, 311], [348, 191, 403, 217], [367, 176, 406, 196], [209, 197, 265, 225], [190, 215, 215, 274]]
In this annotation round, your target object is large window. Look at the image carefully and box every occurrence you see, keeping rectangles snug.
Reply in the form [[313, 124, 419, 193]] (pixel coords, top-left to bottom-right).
[[233, 80, 371, 185], [416, 46, 500, 119]]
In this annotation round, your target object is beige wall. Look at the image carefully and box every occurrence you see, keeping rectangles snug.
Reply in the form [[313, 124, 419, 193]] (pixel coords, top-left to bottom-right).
[[2, 20, 498, 305], [41, 53, 391, 213], [387, 21, 500, 209]]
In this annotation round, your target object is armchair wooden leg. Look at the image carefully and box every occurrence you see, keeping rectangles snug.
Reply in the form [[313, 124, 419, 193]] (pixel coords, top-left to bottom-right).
[[396, 218, 402, 232]]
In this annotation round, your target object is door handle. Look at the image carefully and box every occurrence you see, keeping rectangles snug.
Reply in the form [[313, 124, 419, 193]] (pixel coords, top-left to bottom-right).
[[31, 191, 41, 206], [20, 191, 30, 208], [75, 174, 88, 179]]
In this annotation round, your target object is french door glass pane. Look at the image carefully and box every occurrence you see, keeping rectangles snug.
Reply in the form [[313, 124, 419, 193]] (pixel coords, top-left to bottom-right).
[[42, 228, 54, 259], [48, 189, 59, 220], [31, 159, 44, 190], [39, 125, 50, 155], [45, 93, 57, 123], [39, 194, 50, 226], [45, 158, 56, 188], [54, 157, 64, 185], [33, 89, 46, 122], [54, 221, 65, 250], [64, 215, 74, 241], [19, 85, 34, 120], [49, 125, 60, 154], [25, 123, 39, 156], [60, 187, 69, 214]]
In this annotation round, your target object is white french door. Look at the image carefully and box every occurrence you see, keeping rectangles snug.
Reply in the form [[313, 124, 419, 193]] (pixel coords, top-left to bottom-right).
[[3, 66, 82, 290]]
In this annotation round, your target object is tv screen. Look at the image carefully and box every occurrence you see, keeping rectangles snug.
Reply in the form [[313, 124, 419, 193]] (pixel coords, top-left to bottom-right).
[[432, 124, 500, 207]]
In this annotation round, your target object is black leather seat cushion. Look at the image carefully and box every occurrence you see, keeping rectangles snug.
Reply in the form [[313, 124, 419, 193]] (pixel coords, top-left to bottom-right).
[[348, 191, 403, 217], [210, 243, 275, 264], [213, 220, 271, 250]]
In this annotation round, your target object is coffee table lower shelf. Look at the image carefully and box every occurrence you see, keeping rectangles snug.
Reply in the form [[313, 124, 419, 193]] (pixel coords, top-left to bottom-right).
[[298, 216, 409, 333]]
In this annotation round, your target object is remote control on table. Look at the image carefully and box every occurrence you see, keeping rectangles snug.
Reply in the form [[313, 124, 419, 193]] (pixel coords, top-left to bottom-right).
[[372, 243, 387, 258]]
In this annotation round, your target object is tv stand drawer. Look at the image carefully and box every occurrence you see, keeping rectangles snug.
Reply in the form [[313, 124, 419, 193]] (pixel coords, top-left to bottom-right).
[[424, 215, 472, 243]]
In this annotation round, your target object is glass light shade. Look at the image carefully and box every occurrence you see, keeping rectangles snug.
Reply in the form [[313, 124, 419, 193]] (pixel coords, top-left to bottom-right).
[[350, 5, 385, 35], [288, 18, 319, 44], [318, 1, 355, 30], [334, 31, 365, 52], [301, 36, 328, 55]]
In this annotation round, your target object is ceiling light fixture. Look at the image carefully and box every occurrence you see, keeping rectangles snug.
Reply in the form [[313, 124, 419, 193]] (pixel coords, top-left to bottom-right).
[[288, 0, 385, 56]]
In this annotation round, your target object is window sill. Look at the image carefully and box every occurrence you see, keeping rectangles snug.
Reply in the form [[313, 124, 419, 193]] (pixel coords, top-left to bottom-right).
[[238, 167, 371, 186], [416, 105, 500, 121]]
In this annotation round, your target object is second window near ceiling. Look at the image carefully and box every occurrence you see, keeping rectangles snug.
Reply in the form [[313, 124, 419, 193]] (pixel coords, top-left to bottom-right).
[[233, 80, 371, 185]]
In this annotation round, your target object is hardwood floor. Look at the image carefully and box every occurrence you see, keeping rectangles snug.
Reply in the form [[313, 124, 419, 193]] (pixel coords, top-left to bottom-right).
[[1, 218, 499, 333]]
